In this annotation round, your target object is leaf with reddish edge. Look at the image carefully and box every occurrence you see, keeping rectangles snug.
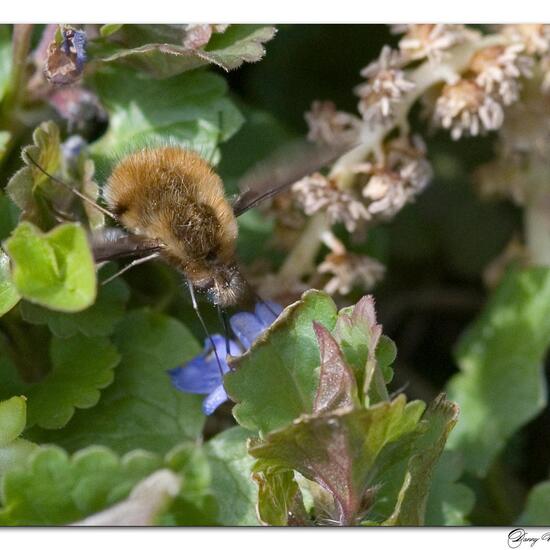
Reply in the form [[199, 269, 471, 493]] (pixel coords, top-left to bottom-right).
[[249, 395, 425, 526], [333, 295, 396, 404], [312, 322, 359, 414]]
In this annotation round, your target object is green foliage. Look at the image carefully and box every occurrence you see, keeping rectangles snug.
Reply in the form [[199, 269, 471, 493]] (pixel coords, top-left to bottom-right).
[[447, 267, 550, 476], [0, 445, 162, 525], [89, 67, 244, 168], [0, 397, 37, 481], [0, 252, 19, 316], [32, 310, 204, 454], [20, 276, 129, 338], [226, 290, 338, 434], [4, 222, 96, 313], [90, 24, 276, 78], [517, 481, 550, 525]]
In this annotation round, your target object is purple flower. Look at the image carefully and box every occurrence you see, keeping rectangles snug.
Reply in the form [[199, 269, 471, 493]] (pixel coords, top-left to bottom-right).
[[169, 302, 283, 415]]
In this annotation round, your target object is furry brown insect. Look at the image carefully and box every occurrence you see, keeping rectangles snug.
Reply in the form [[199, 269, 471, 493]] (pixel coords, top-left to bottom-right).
[[25, 139, 351, 309], [104, 147, 246, 307]]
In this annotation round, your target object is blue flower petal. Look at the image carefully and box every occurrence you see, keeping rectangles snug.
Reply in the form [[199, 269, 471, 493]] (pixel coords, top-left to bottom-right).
[[202, 384, 229, 415], [169, 334, 237, 394], [230, 312, 265, 349], [255, 301, 283, 326]]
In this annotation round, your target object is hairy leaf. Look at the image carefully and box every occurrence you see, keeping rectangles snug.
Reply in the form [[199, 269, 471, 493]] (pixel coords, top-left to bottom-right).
[[91, 24, 276, 78], [250, 395, 425, 526]]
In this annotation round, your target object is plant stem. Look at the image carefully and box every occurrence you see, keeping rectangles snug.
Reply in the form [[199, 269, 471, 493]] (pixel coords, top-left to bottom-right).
[[525, 190, 550, 266], [2, 25, 33, 127]]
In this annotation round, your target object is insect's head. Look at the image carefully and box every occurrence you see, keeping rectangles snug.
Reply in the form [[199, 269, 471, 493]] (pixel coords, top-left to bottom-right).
[[199, 262, 249, 308]]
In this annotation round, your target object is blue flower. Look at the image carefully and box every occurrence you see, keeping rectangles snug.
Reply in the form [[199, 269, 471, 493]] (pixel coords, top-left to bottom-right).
[[169, 302, 283, 415]]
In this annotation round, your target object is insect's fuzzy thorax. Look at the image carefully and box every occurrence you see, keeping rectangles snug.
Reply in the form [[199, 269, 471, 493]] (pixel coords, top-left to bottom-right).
[[104, 147, 239, 279]]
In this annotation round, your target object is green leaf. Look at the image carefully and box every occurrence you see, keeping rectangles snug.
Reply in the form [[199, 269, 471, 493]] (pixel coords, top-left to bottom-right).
[[517, 481, 550, 525], [205, 426, 259, 526], [5, 121, 62, 230], [250, 395, 425, 526], [32, 310, 204, 454], [379, 395, 459, 526], [0, 190, 20, 241], [91, 24, 276, 78], [0, 445, 162, 525], [89, 67, 244, 169], [225, 290, 338, 434], [312, 321, 359, 414], [20, 275, 129, 337], [161, 443, 218, 526], [333, 296, 396, 404], [446, 267, 550, 476], [0, 25, 12, 102], [0, 397, 37, 482], [4, 222, 97, 313], [99, 24, 123, 38], [0, 252, 20, 317], [425, 450, 475, 526], [253, 469, 307, 526], [25, 334, 120, 429], [0, 396, 26, 446]]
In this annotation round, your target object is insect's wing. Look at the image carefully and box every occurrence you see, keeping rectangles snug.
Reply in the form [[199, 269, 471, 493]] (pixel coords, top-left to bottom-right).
[[232, 139, 352, 217], [90, 228, 163, 263]]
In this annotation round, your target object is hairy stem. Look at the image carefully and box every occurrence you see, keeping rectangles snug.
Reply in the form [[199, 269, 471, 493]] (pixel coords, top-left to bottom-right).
[[525, 189, 550, 266]]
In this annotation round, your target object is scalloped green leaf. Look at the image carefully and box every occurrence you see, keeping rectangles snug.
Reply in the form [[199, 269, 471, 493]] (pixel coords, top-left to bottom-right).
[[0, 445, 162, 525], [0, 397, 37, 482], [89, 67, 243, 170], [25, 334, 120, 429], [32, 310, 204, 454], [225, 290, 338, 434], [0, 396, 26, 446], [447, 267, 550, 476], [5, 121, 61, 230], [4, 222, 97, 313], [20, 275, 129, 338]]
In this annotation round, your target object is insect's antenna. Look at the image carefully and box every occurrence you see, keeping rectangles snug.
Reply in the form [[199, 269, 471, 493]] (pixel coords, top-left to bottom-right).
[[186, 280, 225, 377], [217, 304, 231, 357], [23, 151, 117, 221]]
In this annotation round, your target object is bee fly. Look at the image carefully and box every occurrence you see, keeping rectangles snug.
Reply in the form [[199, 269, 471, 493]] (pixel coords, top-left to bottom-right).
[[25, 139, 350, 370]]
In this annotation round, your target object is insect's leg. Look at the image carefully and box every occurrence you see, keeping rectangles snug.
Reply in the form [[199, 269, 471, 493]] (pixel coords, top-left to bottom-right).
[[101, 252, 160, 285], [217, 304, 231, 357], [187, 280, 225, 377]]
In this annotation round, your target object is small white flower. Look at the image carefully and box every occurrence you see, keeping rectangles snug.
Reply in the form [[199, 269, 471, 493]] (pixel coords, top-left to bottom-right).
[[292, 173, 371, 232], [434, 79, 505, 139], [304, 100, 361, 145], [318, 252, 385, 295], [392, 24, 478, 63], [355, 46, 415, 127]]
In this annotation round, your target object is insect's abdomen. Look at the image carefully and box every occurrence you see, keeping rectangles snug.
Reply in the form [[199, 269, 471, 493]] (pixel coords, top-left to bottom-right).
[[104, 147, 238, 267]]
